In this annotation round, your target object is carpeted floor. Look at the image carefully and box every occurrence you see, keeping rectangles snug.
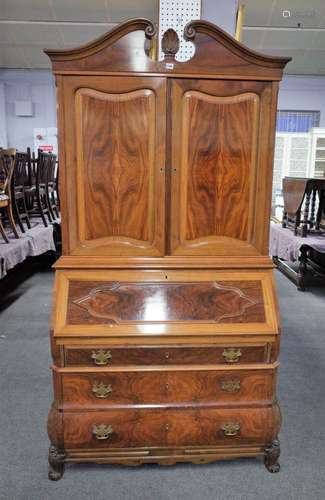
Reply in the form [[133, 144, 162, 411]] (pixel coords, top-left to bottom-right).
[[0, 265, 324, 500]]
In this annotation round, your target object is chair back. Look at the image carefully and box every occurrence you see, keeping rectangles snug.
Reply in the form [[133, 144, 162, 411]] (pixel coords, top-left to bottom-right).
[[26, 147, 36, 186], [13, 152, 29, 190], [36, 150, 50, 185], [47, 154, 57, 184], [0, 152, 15, 195]]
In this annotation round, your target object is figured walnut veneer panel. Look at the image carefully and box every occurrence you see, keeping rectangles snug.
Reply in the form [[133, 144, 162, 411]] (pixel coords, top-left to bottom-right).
[[75, 88, 155, 243], [183, 91, 259, 242], [169, 79, 277, 257], [63, 407, 277, 449], [67, 280, 265, 325], [61, 368, 274, 407]]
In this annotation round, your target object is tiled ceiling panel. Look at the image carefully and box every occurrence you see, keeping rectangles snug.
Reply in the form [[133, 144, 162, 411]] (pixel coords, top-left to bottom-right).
[[0, 46, 29, 68], [243, 0, 274, 26], [268, 0, 325, 28], [110, 0, 158, 21], [0, 0, 54, 21], [262, 29, 319, 50], [0, 24, 16, 44], [10, 24, 63, 46], [244, 0, 325, 28], [242, 0, 325, 75], [52, 0, 111, 22], [21, 45, 55, 68], [0, 0, 158, 69], [57, 24, 110, 46]]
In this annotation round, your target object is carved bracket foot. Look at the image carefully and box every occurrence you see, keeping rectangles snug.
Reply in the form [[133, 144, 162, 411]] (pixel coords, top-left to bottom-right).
[[264, 439, 280, 473], [48, 445, 66, 480]]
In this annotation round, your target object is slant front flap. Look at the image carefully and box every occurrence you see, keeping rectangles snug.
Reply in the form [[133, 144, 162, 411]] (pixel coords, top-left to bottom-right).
[[53, 270, 279, 337]]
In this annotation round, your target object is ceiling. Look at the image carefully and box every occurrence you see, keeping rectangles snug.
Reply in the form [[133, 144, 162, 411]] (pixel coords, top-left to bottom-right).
[[0, 0, 325, 74], [0, 0, 157, 69], [242, 0, 325, 75]]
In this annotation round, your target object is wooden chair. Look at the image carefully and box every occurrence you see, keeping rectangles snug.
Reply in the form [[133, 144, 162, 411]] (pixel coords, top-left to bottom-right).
[[29, 150, 52, 227], [46, 154, 59, 220], [0, 151, 19, 242], [10, 152, 32, 232], [282, 177, 325, 237], [24, 147, 37, 213]]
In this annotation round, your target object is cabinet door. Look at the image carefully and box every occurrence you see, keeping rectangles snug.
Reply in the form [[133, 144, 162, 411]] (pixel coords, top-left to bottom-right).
[[169, 79, 276, 256], [61, 76, 166, 256]]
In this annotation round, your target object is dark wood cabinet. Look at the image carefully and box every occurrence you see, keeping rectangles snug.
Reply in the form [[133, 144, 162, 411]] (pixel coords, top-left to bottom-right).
[[45, 18, 290, 479]]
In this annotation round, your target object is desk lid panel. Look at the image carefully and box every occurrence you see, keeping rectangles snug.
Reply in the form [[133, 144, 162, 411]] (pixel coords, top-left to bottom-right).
[[53, 269, 279, 337]]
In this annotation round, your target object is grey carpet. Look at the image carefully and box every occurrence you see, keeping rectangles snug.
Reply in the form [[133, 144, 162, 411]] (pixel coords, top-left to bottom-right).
[[0, 267, 325, 500]]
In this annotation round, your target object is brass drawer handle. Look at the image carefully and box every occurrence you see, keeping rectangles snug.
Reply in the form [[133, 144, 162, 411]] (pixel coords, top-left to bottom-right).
[[221, 422, 241, 437], [91, 349, 112, 366], [220, 380, 241, 393], [92, 381, 112, 399], [222, 348, 242, 363], [92, 424, 113, 440]]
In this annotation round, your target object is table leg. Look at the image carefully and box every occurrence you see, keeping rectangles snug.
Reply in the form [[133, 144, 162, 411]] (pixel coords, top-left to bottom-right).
[[297, 246, 308, 291], [282, 210, 287, 228], [301, 191, 311, 237], [310, 189, 316, 229]]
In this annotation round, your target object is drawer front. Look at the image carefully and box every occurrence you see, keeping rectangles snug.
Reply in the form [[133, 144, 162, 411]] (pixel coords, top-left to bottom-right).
[[63, 407, 277, 449], [61, 369, 275, 407], [64, 344, 270, 367]]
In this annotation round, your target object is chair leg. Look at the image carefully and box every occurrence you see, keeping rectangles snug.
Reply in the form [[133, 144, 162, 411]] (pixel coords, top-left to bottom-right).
[[36, 189, 48, 227], [22, 195, 31, 229], [12, 197, 25, 233], [6, 204, 19, 239], [46, 188, 56, 221], [51, 192, 59, 218], [0, 215, 9, 243], [44, 185, 54, 222], [42, 193, 53, 223]]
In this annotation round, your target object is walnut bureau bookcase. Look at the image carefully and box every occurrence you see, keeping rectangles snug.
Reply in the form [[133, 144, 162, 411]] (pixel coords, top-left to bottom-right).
[[45, 18, 290, 479]]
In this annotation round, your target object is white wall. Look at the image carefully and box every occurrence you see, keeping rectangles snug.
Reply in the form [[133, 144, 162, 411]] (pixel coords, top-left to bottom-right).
[[278, 76, 325, 127], [0, 69, 56, 150], [0, 83, 8, 148]]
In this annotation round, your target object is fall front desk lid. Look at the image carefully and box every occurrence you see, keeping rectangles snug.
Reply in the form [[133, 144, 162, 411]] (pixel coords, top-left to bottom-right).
[[54, 270, 278, 336]]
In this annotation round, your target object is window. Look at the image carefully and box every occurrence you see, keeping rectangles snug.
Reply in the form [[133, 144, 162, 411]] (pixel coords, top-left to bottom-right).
[[276, 110, 320, 133]]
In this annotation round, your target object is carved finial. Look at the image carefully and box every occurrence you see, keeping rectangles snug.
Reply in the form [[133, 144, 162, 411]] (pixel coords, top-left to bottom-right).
[[161, 29, 179, 59]]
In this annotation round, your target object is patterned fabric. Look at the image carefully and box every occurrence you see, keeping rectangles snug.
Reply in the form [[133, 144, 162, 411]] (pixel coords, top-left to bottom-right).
[[269, 223, 325, 261], [0, 220, 55, 278]]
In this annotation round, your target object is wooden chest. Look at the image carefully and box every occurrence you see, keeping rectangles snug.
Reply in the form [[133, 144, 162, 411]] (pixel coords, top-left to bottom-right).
[[45, 18, 290, 479]]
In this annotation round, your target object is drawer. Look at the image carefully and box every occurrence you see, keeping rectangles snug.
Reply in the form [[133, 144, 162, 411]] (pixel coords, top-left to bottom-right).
[[63, 406, 278, 449], [64, 344, 271, 367], [60, 368, 275, 408]]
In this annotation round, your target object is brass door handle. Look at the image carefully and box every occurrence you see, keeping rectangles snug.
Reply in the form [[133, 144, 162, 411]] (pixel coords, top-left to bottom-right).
[[220, 380, 241, 393], [92, 424, 113, 440], [92, 381, 112, 399], [91, 349, 112, 366], [221, 422, 241, 437], [222, 348, 242, 363]]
